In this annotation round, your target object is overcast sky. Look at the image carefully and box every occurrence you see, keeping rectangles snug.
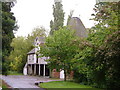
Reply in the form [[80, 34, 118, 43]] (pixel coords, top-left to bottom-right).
[[11, 0, 96, 37]]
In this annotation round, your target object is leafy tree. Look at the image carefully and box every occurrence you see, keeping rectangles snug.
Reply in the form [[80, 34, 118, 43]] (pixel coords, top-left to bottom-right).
[[9, 36, 32, 72], [91, 2, 118, 32], [1, 1, 18, 75], [90, 2, 120, 88], [27, 26, 46, 44], [50, 0, 64, 35], [40, 27, 79, 81]]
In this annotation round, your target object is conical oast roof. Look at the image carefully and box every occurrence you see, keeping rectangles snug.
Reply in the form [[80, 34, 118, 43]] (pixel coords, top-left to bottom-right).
[[68, 17, 88, 37]]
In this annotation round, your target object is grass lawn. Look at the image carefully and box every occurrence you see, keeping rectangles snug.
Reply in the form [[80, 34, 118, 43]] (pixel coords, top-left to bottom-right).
[[39, 81, 101, 89]]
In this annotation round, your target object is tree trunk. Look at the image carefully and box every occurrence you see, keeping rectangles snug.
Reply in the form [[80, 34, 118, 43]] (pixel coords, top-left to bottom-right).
[[64, 70, 67, 81]]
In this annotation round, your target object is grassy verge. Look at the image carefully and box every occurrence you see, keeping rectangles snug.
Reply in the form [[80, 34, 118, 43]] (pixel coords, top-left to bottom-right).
[[39, 81, 101, 89], [2, 80, 11, 88], [8, 71, 23, 75]]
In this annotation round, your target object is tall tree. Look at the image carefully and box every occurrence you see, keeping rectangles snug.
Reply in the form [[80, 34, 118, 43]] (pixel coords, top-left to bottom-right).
[[1, 1, 18, 75], [50, 0, 64, 35], [40, 27, 79, 81]]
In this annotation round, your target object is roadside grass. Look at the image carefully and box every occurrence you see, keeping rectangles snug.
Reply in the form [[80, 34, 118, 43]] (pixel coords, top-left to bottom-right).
[[2, 83, 8, 88], [0, 79, 1, 88], [2, 80, 11, 88], [39, 81, 101, 89], [8, 71, 23, 75]]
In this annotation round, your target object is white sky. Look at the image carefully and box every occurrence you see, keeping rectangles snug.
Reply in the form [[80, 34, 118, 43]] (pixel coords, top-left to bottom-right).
[[11, 0, 96, 37]]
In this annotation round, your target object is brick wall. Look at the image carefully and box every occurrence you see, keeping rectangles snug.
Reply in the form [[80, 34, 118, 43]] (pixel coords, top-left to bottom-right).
[[51, 69, 60, 78], [51, 69, 74, 79]]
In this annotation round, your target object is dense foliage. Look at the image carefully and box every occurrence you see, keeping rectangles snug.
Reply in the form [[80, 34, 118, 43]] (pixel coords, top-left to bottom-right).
[[8, 36, 33, 72], [73, 2, 120, 89]]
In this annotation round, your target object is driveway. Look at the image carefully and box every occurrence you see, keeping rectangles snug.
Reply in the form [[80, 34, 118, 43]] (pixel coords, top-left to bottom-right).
[[1, 75, 62, 89]]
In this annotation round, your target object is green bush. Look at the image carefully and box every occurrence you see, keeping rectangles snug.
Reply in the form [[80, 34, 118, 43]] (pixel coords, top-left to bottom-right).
[[73, 70, 88, 84]]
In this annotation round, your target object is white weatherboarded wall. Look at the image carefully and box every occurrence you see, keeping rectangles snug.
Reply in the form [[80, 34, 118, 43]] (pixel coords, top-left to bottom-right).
[[23, 63, 28, 75], [60, 70, 64, 79]]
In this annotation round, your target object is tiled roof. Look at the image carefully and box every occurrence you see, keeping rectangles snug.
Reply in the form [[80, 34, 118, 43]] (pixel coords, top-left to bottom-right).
[[68, 17, 88, 37], [27, 48, 35, 55]]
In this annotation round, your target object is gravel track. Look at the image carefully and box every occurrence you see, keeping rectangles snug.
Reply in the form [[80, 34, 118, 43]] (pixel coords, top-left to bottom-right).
[[1, 75, 62, 89]]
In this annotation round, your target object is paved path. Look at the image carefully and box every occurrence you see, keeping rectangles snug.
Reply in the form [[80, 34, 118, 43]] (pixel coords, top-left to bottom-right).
[[1, 75, 62, 89]]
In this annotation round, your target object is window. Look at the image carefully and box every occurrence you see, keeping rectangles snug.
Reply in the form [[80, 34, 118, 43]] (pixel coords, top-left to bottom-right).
[[29, 54, 34, 61]]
